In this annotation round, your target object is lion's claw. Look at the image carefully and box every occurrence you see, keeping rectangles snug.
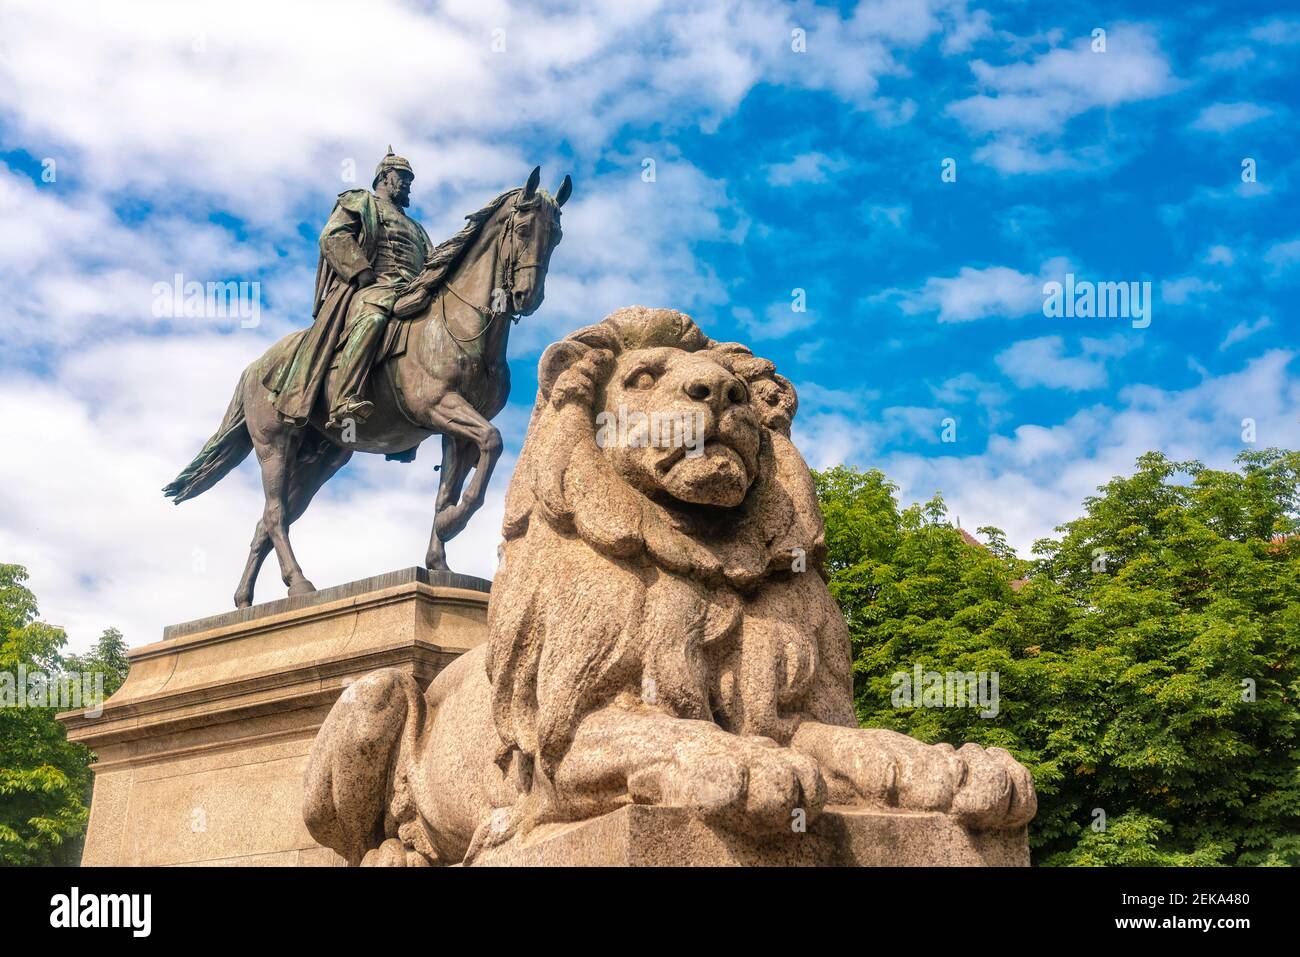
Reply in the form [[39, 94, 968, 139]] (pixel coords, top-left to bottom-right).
[[794, 725, 1036, 830], [627, 727, 826, 833]]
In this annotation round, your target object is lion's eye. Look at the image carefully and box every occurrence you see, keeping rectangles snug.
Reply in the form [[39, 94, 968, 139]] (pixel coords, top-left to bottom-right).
[[629, 370, 656, 390]]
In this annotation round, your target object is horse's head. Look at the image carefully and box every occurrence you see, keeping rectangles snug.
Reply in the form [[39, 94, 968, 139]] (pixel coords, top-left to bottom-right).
[[505, 166, 571, 317]]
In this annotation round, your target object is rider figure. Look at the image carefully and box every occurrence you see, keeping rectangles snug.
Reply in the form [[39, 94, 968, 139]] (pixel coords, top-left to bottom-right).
[[325, 150, 431, 428], [264, 147, 432, 430]]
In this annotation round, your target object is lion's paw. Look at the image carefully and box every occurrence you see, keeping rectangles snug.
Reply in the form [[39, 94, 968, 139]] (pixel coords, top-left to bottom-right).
[[360, 838, 433, 867], [802, 727, 1035, 830], [946, 742, 1037, 829], [626, 728, 826, 833]]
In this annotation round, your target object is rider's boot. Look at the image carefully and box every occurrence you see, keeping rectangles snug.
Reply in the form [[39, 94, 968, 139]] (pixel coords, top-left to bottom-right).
[[326, 397, 374, 430], [328, 311, 388, 429]]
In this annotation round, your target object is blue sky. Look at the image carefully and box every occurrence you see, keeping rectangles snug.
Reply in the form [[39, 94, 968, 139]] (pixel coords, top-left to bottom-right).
[[1, 0, 1298, 650]]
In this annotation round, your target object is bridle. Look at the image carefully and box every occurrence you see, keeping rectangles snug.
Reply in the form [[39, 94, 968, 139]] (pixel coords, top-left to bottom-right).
[[441, 194, 551, 344]]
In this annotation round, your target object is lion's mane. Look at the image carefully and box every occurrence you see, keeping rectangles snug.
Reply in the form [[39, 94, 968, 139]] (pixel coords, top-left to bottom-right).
[[486, 307, 836, 789]]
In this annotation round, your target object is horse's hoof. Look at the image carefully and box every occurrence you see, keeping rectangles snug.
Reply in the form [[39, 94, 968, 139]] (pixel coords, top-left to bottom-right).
[[425, 556, 450, 572], [234, 597, 252, 609], [288, 579, 317, 596]]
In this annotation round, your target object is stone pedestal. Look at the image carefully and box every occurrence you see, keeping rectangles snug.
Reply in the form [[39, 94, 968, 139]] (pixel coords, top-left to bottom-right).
[[59, 566, 1028, 868], [57, 568, 490, 867], [471, 804, 1029, 867]]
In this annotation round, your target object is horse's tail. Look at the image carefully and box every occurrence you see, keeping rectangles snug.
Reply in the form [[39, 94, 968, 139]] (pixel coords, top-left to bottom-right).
[[163, 366, 254, 504]]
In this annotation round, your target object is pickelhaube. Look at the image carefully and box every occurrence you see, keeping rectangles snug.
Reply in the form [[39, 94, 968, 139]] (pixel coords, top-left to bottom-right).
[[372, 146, 414, 187]]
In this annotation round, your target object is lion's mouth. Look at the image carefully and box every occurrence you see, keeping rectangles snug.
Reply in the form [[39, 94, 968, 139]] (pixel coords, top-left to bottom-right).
[[650, 439, 754, 508], [655, 445, 687, 475], [654, 439, 736, 475]]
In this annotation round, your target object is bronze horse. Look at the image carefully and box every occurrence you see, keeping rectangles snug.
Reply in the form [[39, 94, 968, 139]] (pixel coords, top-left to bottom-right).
[[164, 167, 571, 607]]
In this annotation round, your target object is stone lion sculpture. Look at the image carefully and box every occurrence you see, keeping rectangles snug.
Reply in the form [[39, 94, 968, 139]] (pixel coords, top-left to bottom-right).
[[304, 306, 1036, 866]]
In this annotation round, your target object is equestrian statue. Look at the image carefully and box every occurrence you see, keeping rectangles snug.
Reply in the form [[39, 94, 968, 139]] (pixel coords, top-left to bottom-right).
[[164, 149, 572, 607]]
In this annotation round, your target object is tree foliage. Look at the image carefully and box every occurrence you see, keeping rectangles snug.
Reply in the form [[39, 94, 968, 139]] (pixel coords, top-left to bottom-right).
[[0, 564, 128, 866], [814, 450, 1300, 866]]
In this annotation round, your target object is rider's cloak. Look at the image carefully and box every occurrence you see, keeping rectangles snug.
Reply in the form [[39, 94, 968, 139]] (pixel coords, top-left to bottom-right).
[[263, 189, 380, 425]]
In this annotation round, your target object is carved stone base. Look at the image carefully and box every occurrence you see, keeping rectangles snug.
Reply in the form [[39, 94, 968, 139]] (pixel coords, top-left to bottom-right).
[[470, 804, 1030, 867], [57, 568, 489, 867]]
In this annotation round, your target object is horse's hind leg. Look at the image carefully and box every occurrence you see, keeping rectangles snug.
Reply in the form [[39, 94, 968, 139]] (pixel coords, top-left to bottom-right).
[[425, 435, 473, 572], [248, 423, 320, 597], [235, 520, 271, 608], [235, 441, 352, 606]]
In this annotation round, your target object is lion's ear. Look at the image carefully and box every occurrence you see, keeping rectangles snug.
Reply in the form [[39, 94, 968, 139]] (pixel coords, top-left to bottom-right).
[[537, 341, 589, 401]]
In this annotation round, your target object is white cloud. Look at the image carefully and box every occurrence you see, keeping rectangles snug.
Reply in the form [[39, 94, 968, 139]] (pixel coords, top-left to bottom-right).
[[0, 167, 294, 354], [1221, 316, 1272, 351], [0, 0, 984, 216], [995, 334, 1136, 390], [892, 256, 1070, 323], [795, 381, 881, 413], [1250, 18, 1300, 45], [509, 157, 745, 355], [793, 411, 877, 472], [947, 24, 1177, 173], [931, 371, 1008, 410], [878, 351, 1300, 555], [864, 203, 911, 229], [900, 265, 1040, 322], [733, 298, 819, 341], [1160, 275, 1222, 306], [1264, 237, 1300, 275], [940, 6, 992, 54], [1201, 244, 1235, 266], [765, 152, 850, 186], [1190, 102, 1274, 133]]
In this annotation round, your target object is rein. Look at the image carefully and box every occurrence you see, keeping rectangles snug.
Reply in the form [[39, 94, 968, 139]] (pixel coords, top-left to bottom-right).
[[438, 198, 543, 345]]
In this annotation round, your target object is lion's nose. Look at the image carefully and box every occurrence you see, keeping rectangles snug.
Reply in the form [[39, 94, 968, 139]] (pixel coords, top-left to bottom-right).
[[682, 368, 747, 407]]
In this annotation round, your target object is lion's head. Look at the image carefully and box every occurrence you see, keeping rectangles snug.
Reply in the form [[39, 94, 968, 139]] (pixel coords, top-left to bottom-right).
[[487, 307, 831, 801]]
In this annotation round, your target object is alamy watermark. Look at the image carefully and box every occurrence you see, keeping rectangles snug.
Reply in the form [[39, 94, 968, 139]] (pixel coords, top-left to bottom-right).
[[49, 887, 150, 937], [1042, 273, 1151, 329], [152, 273, 261, 328], [1, 666, 105, 718], [891, 664, 999, 718], [595, 404, 706, 458]]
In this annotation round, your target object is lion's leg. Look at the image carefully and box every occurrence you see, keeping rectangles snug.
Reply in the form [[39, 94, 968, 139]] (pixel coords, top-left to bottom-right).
[[550, 706, 828, 835], [304, 669, 435, 866], [788, 721, 1036, 829], [402, 646, 506, 863]]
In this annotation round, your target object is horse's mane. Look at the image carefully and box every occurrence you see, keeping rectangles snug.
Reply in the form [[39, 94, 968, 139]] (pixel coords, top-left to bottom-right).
[[419, 186, 561, 285], [394, 186, 561, 319], [417, 188, 520, 291]]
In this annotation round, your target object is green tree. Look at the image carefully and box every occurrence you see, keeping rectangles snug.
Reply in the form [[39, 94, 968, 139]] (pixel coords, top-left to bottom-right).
[[66, 627, 130, 699], [814, 450, 1300, 866], [0, 565, 128, 865]]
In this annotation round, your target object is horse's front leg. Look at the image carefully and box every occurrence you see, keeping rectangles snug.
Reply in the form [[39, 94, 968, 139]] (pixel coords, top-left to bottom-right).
[[426, 434, 472, 571], [415, 393, 502, 544]]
